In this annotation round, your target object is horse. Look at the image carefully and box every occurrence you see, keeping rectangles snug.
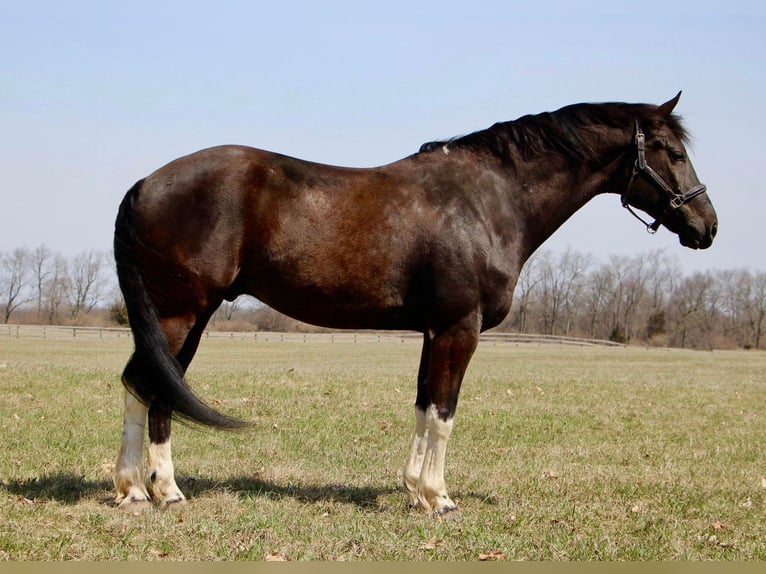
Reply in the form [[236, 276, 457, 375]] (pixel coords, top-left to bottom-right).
[[112, 92, 717, 515]]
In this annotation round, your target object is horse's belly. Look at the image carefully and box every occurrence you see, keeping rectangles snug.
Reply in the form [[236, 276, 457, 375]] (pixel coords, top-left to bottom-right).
[[253, 282, 416, 330], [234, 250, 419, 330]]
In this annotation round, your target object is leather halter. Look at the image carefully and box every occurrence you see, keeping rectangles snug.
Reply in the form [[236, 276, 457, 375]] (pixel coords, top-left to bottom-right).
[[621, 122, 707, 233]]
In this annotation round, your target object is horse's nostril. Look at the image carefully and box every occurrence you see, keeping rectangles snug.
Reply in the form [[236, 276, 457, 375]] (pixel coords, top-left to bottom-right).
[[710, 221, 718, 238]]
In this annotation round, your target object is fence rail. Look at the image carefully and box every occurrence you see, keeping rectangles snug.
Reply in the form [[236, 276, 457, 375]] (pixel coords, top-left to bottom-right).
[[1, 324, 133, 340], [0, 324, 623, 347]]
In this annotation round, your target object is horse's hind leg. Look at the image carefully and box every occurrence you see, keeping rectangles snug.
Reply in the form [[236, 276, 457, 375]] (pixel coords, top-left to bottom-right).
[[114, 310, 212, 509], [113, 316, 193, 510], [147, 401, 184, 509], [114, 368, 151, 509], [145, 312, 212, 509]]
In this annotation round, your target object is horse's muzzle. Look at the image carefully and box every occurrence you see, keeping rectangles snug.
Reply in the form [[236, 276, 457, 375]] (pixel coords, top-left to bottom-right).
[[680, 219, 717, 250]]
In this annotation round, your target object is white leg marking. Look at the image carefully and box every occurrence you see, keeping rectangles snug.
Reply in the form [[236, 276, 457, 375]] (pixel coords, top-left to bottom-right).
[[403, 406, 427, 506], [113, 390, 151, 507], [147, 439, 186, 508], [416, 404, 456, 514]]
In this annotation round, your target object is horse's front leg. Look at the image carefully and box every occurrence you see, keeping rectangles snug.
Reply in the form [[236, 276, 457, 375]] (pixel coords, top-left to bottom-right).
[[146, 403, 186, 509], [403, 404, 428, 507], [403, 318, 479, 516], [415, 404, 458, 514], [113, 389, 151, 509]]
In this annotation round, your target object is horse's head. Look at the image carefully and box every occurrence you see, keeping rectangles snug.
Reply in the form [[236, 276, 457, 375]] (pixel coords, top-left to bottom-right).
[[621, 92, 718, 249]]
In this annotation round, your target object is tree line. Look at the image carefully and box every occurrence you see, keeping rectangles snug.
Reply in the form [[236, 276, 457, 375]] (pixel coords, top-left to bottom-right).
[[495, 248, 765, 350], [2, 245, 764, 350], [0, 246, 113, 325]]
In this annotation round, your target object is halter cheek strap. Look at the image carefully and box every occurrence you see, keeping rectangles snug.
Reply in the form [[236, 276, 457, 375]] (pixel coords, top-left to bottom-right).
[[621, 122, 707, 233]]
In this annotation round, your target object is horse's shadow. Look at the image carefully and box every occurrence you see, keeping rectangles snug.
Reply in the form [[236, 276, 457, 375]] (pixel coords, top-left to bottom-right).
[[2, 473, 497, 510], [181, 475, 399, 509], [2, 473, 113, 505], [1, 472, 399, 510]]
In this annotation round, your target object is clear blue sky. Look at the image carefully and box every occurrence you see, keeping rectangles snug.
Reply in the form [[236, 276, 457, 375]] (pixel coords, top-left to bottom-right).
[[2, 1, 764, 274]]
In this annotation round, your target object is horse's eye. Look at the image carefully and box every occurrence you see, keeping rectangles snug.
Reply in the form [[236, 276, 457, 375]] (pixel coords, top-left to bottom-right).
[[670, 150, 686, 162]]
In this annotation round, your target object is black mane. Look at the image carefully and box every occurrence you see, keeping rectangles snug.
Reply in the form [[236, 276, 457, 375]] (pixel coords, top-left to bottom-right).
[[418, 102, 689, 164]]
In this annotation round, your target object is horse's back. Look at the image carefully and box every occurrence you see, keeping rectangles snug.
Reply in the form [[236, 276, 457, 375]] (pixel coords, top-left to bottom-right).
[[124, 144, 514, 331]]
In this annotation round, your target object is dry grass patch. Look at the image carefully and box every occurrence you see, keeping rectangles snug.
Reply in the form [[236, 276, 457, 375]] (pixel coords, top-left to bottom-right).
[[2, 337, 765, 559]]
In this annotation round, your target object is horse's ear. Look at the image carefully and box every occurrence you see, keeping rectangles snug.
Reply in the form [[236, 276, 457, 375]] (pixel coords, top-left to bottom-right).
[[657, 91, 682, 117]]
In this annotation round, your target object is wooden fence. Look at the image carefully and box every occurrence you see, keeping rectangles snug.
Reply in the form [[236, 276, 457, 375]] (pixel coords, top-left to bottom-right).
[[1, 324, 623, 347]]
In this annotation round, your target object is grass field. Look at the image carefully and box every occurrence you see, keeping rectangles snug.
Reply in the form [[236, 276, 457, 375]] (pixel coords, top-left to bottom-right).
[[1, 335, 765, 560]]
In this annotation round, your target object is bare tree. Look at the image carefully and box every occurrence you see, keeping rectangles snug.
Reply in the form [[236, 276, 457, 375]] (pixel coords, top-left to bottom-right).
[[252, 304, 301, 332], [643, 249, 680, 311], [739, 271, 766, 349], [668, 271, 721, 349], [509, 251, 544, 333], [45, 254, 69, 324], [698, 272, 723, 350], [618, 254, 649, 341], [561, 269, 588, 336], [30, 245, 53, 321], [640, 250, 680, 342], [66, 250, 107, 320], [595, 253, 656, 342], [537, 248, 591, 335], [598, 256, 633, 341], [719, 269, 748, 347], [220, 299, 243, 321], [581, 264, 613, 339], [1, 248, 31, 323]]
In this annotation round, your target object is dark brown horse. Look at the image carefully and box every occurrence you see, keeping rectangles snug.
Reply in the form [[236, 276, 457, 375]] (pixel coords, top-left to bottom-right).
[[113, 93, 717, 515]]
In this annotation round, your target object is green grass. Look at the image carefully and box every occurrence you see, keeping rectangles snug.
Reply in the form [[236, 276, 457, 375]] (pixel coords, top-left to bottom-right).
[[1, 336, 765, 560]]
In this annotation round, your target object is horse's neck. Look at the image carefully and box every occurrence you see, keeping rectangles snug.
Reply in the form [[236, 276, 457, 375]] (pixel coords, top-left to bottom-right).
[[508, 138, 629, 261]]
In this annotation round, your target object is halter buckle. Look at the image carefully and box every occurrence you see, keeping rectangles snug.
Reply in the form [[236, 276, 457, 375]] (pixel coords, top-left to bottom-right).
[[669, 194, 685, 210], [634, 129, 647, 169]]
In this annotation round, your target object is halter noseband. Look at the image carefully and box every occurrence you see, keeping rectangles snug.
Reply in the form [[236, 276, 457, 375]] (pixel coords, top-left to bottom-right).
[[621, 122, 707, 233]]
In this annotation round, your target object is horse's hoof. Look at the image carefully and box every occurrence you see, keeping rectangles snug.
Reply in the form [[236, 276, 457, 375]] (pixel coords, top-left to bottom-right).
[[431, 505, 461, 521], [160, 497, 188, 511], [117, 496, 153, 514]]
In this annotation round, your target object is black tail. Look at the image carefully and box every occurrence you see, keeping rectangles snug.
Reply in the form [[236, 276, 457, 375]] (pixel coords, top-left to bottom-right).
[[114, 180, 247, 430]]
